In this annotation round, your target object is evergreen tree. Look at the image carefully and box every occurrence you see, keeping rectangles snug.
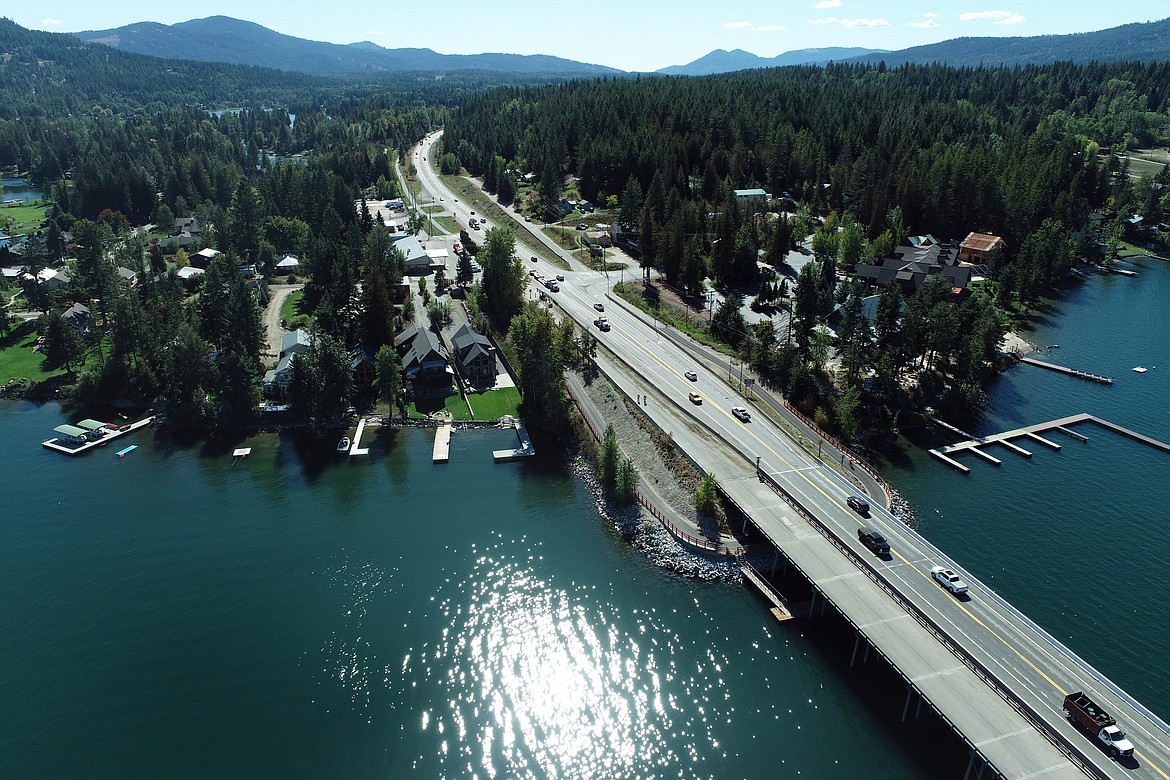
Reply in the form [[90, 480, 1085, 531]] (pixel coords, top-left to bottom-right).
[[599, 424, 619, 487], [375, 344, 405, 417], [615, 457, 639, 506], [480, 227, 524, 326]]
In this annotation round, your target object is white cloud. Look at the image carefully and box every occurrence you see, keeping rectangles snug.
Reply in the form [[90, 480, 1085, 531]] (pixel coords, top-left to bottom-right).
[[959, 10, 1027, 25], [809, 17, 891, 28], [723, 21, 786, 31], [40, 18, 63, 26], [908, 12, 941, 28], [813, 0, 842, 8]]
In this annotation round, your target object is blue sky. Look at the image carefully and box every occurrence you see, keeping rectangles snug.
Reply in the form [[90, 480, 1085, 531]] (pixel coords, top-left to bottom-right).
[[12, 1, 1170, 72]]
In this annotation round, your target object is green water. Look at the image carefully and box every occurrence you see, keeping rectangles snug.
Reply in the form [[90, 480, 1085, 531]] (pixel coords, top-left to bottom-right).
[[885, 255, 1170, 718], [1, 406, 942, 779]]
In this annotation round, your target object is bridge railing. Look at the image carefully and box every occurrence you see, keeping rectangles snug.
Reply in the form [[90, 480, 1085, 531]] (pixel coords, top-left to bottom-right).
[[752, 460, 1103, 779]]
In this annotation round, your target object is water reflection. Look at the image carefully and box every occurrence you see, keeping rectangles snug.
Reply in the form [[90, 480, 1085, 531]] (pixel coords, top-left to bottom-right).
[[413, 552, 727, 780]]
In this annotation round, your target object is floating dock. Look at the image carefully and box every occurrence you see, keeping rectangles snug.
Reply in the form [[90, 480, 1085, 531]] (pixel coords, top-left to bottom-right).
[[433, 423, 452, 463], [349, 417, 370, 456], [929, 413, 1170, 473], [1017, 356, 1113, 384], [42, 416, 154, 456], [492, 420, 535, 462], [115, 445, 137, 458]]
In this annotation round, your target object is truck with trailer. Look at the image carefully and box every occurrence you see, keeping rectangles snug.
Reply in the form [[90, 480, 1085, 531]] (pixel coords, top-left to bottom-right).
[[1063, 691, 1135, 758]]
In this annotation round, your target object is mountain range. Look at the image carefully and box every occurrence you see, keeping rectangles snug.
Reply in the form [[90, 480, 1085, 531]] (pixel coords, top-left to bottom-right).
[[72, 15, 1170, 77], [74, 16, 622, 76]]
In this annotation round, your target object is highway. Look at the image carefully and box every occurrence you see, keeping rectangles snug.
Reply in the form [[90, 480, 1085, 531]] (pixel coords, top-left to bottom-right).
[[412, 131, 1170, 778]]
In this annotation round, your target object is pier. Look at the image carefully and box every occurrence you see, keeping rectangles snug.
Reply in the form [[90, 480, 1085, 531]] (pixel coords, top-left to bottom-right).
[[929, 412, 1170, 472], [433, 423, 452, 463], [348, 417, 370, 456], [1017, 356, 1113, 384], [42, 416, 154, 456], [492, 419, 535, 462]]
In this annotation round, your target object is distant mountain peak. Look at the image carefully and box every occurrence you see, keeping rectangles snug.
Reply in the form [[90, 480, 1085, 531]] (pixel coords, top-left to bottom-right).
[[658, 47, 887, 76]]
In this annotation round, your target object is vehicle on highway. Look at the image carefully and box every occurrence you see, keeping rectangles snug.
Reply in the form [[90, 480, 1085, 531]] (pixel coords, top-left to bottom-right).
[[576, 223, 587, 230], [688, 391, 702, 404], [524, 215, 531, 222], [470, 210, 475, 215], [684, 370, 697, 381], [453, 198, 458, 202], [594, 316, 610, 331], [731, 406, 750, 422], [1063, 691, 1135, 759], [593, 303, 604, 312], [857, 527, 890, 556], [555, 273, 565, 281], [846, 496, 870, 515], [530, 256, 538, 262], [930, 566, 969, 595]]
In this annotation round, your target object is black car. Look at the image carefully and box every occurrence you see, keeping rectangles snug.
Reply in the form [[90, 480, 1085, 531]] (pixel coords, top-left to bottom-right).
[[846, 495, 870, 515], [857, 527, 890, 556]]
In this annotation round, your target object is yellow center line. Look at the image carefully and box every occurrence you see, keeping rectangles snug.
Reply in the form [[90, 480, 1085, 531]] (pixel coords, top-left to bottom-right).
[[614, 327, 1170, 777]]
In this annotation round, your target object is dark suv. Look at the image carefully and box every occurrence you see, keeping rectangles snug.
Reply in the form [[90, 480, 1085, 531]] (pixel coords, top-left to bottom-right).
[[846, 495, 870, 515], [857, 527, 890, 556]]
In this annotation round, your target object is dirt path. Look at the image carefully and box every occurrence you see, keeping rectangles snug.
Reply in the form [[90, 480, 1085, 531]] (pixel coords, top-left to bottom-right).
[[264, 283, 303, 362]]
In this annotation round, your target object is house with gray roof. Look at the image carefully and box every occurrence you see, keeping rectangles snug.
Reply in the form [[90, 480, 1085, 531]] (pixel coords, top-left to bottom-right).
[[397, 325, 450, 380], [451, 324, 496, 386], [280, 329, 312, 358]]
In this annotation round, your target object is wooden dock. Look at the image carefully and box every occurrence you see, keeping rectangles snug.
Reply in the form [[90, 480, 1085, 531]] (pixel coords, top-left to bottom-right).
[[740, 562, 794, 621], [929, 413, 1170, 473], [492, 420, 535, 462], [42, 416, 154, 456], [433, 423, 452, 463], [1017, 356, 1113, 384], [348, 417, 370, 456]]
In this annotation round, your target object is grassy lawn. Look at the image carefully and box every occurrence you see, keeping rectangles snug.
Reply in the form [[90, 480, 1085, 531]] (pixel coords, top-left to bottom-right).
[[0, 320, 65, 384], [1, 201, 52, 233], [408, 392, 473, 421], [466, 386, 521, 419], [434, 215, 461, 234], [280, 289, 309, 328], [406, 386, 521, 421]]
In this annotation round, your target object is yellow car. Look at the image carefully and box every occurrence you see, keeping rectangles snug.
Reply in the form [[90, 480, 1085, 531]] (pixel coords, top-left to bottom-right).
[[688, 391, 702, 404]]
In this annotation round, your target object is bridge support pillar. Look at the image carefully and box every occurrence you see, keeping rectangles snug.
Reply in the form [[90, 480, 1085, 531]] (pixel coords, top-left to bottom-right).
[[770, 551, 779, 577], [808, 591, 817, 618], [901, 685, 915, 723], [850, 632, 861, 667], [863, 642, 870, 664], [963, 749, 988, 780]]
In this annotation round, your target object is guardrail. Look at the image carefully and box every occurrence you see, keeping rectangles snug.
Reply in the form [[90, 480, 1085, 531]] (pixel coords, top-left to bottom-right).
[[752, 460, 1102, 779]]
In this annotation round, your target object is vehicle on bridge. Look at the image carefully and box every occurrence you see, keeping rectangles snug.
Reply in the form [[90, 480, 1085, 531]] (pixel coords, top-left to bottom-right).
[[857, 527, 889, 556], [593, 302, 604, 312], [931, 566, 969, 595], [1064, 691, 1135, 759], [731, 406, 751, 422], [684, 370, 697, 381], [847, 496, 870, 515], [594, 316, 610, 331], [688, 391, 702, 404]]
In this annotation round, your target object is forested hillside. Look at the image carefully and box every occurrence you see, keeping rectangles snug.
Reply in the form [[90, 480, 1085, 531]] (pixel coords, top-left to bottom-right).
[[445, 61, 1170, 432], [0, 19, 448, 424]]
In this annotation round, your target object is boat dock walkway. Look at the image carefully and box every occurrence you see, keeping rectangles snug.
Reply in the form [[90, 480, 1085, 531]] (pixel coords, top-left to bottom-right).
[[348, 417, 370, 456], [433, 423, 452, 463], [929, 412, 1170, 473], [740, 561, 794, 622], [1017, 356, 1114, 384], [493, 420, 535, 462], [42, 416, 154, 456]]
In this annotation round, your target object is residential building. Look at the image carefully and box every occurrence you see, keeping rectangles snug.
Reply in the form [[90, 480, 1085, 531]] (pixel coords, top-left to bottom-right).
[[390, 235, 430, 274], [280, 329, 312, 358], [958, 232, 1006, 264], [396, 325, 450, 380], [450, 324, 496, 386]]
